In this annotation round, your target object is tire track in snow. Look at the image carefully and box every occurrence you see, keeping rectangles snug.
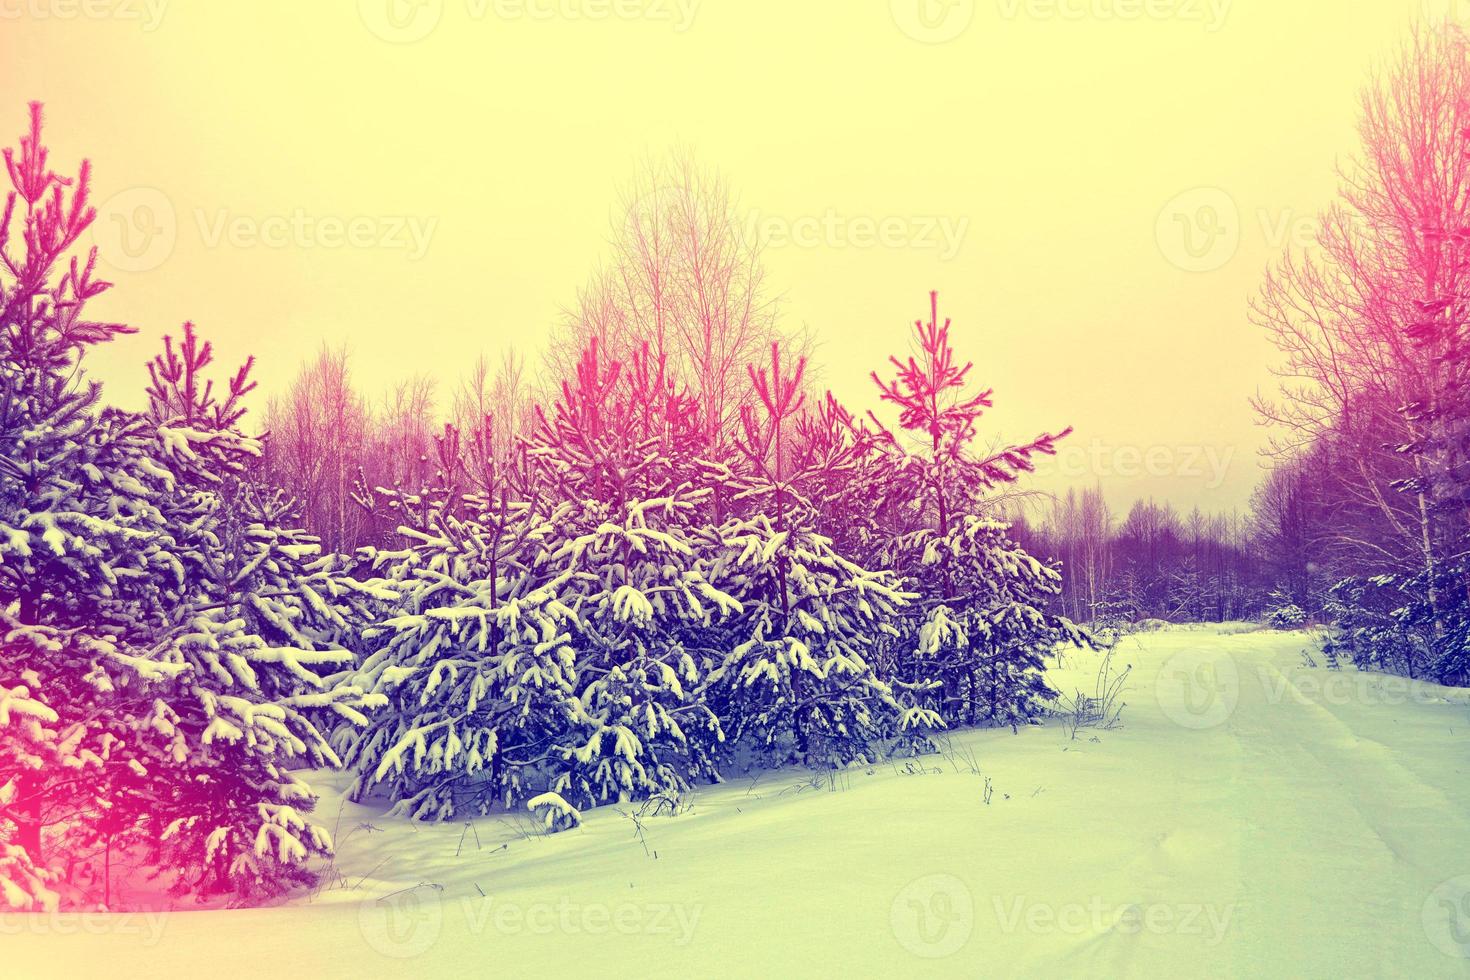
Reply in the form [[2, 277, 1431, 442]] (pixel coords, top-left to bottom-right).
[[1220, 636, 1470, 975]]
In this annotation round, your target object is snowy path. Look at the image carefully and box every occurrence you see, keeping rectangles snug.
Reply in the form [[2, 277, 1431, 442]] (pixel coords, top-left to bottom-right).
[[7, 626, 1470, 978]]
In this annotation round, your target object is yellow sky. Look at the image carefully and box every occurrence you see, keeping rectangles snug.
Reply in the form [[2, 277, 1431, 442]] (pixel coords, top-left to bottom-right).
[[0, 0, 1443, 512]]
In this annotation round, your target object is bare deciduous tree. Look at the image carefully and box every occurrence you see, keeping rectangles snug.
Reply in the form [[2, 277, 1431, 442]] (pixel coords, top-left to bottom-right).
[[1252, 25, 1470, 631], [551, 151, 782, 447], [263, 344, 371, 550]]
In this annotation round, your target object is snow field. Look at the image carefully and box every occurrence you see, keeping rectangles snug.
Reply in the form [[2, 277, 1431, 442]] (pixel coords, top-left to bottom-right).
[[7, 625, 1470, 978]]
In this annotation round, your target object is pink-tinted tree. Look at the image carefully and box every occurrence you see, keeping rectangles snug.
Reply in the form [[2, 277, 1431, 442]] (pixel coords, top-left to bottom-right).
[[0, 102, 159, 909], [138, 321, 384, 900], [1252, 26, 1470, 682], [344, 419, 582, 820], [532, 340, 738, 807], [1, 104, 380, 907], [703, 343, 914, 767], [868, 292, 1084, 727]]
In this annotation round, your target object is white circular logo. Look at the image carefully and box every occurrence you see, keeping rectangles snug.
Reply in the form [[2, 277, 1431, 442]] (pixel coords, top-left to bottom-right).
[[1156, 187, 1240, 273], [621, 180, 687, 250], [1156, 646, 1239, 729], [890, 0, 975, 44], [358, 886, 444, 959], [359, 0, 444, 43], [890, 873, 974, 958], [92, 186, 177, 273], [1424, 875, 1470, 959]]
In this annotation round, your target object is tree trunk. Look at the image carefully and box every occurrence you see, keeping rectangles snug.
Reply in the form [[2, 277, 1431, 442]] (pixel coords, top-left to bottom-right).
[[15, 793, 43, 865]]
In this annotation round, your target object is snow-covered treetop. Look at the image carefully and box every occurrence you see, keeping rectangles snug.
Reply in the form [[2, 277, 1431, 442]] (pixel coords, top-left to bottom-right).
[[1, 102, 131, 372]]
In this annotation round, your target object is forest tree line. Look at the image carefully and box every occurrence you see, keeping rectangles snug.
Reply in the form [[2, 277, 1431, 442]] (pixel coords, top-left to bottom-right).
[[8, 22, 1470, 917], [1, 119, 1080, 911], [258, 26, 1470, 697]]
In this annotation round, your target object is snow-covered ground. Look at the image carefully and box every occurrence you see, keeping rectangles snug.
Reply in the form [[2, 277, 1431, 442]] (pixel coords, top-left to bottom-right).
[[8, 625, 1470, 977]]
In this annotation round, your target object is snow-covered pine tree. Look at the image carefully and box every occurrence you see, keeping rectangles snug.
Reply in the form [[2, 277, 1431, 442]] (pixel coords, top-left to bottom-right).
[[789, 391, 893, 561], [135, 322, 387, 899], [0, 681, 63, 911], [0, 102, 180, 902], [1320, 574, 1431, 679], [145, 323, 383, 661], [347, 341, 739, 822], [343, 422, 583, 820], [867, 292, 1086, 728], [0, 843, 54, 912], [703, 343, 913, 768], [1390, 283, 1470, 684], [1, 104, 378, 904], [530, 341, 738, 808]]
